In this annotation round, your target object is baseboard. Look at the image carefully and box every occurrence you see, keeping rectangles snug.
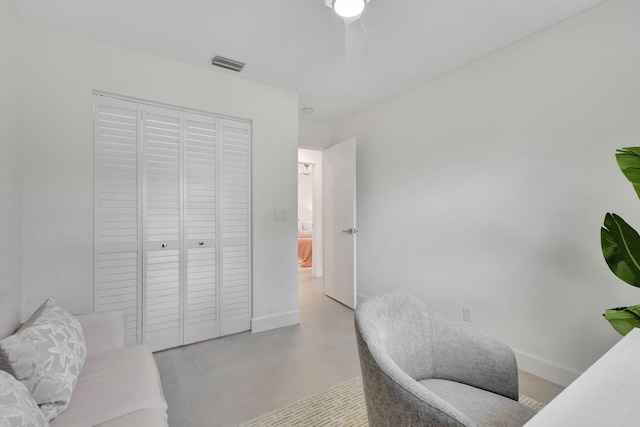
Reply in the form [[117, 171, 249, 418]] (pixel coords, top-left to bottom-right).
[[251, 310, 300, 334], [513, 348, 582, 388]]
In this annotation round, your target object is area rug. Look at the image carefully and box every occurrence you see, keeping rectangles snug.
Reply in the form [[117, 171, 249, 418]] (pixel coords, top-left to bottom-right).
[[239, 376, 545, 427]]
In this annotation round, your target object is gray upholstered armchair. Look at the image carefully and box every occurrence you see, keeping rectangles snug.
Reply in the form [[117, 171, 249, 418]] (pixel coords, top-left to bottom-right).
[[355, 292, 537, 427]]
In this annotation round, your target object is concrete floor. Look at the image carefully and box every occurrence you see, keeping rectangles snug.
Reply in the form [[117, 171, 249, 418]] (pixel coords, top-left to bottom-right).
[[155, 270, 563, 427], [519, 370, 564, 407]]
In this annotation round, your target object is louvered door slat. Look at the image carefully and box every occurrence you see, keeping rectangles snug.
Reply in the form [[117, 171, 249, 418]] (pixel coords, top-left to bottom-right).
[[94, 96, 141, 345], [220, 119, 251, 336], [142, 105, 182, 351], [184, 112, 218, 344]]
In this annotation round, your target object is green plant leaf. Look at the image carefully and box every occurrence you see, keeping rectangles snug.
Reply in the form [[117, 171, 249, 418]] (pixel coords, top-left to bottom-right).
[[601, 149, 640, 335], [601, 213, 640, 287], [604, 305, 640, 336], [616, 148, 640, 199]]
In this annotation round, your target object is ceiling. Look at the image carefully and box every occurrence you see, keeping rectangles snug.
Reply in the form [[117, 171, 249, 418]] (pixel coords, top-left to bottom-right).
[[12, 0, 608, 123]]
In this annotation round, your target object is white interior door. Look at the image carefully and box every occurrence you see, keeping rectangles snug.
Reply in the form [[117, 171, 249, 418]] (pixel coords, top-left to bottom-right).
[[93, 95, 141, 346], [183, 112, 218, 345], [219, 119, 252, 335], [142, 105, 183, 351], [323, 138, 357, 309]]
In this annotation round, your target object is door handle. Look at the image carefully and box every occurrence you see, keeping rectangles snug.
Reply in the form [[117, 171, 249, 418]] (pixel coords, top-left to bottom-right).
[[341, 228, 358, 235]]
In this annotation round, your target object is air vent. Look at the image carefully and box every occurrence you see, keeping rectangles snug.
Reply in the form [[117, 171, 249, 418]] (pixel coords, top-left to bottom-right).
[[211, 56, 245, 72]]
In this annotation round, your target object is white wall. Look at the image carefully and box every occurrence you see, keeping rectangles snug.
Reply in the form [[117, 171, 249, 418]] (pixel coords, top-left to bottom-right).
[[19, 21, 300, 332], [334, 0, 640, 386], [0, 0, 23, 338], [299, 119, 334, 150]]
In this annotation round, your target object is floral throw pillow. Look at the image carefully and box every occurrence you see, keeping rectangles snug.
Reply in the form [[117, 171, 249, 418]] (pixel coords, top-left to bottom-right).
[[0, 370, 50, 427], [0, 346, 16, 378], [0, 299, 86, 421]]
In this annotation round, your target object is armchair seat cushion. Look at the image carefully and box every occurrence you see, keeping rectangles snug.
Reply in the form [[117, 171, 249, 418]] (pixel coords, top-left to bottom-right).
[[419, 379, 536, 427]]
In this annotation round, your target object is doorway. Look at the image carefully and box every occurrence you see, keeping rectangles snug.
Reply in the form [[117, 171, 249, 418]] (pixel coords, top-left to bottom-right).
[[297, 140, 358, 310], [297, 149, 323, 278], [298, 163, 313, 271]]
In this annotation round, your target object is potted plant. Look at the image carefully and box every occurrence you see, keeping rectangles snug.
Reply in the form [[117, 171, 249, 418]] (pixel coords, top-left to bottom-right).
[[601, 147, 640, 335]]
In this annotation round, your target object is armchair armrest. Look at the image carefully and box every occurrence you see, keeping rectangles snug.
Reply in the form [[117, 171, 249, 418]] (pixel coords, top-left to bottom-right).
[[75, 310, 126, 357], [430, 311, 519, 400]]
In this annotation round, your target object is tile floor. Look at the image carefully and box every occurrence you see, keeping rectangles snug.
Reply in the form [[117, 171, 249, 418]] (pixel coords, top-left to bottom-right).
[[155, 270, 563, 427]]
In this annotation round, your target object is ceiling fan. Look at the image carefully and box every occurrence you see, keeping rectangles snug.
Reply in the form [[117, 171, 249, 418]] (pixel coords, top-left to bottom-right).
[[321, 0, 373, 64]]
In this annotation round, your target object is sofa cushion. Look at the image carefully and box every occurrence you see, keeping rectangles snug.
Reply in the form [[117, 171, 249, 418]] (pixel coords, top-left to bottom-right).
[[96, 409, 168, 427], [419, 378, 536, 427], [50, 345, 167, 427], [0, 299, 87, 421], [0, 370, 50, 427]]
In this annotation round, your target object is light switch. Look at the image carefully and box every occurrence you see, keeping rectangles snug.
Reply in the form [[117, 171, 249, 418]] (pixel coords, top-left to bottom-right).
[[274, 208, 287, 221]]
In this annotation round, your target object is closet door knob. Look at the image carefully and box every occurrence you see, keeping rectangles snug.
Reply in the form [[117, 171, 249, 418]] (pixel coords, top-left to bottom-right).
[[199, 241, 204, 246], [161, 243, 167, 248]]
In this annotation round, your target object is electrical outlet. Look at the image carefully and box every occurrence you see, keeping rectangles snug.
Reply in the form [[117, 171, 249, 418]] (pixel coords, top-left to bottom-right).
[[463, 306, 473, 322]]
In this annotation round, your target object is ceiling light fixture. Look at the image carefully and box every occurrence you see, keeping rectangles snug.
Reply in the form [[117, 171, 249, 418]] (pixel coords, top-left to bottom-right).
[[298, 163, 314, 175], [332, 0, 365, 18]]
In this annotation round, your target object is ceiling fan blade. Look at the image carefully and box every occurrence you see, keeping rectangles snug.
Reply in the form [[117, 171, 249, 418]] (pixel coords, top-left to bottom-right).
[[316, 0, 372, 63], [344, 16, 368, 65]]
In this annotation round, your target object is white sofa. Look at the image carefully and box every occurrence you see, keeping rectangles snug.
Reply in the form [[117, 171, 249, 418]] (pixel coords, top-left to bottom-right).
[[1, 309, 169, 427], [52, 310, 168, 427]]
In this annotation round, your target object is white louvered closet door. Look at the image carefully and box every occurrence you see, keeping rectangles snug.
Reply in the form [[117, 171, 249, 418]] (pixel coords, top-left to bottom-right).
[[95, 94, 252, 352], [142, 105, 182, 351], [94, 96, 141, 346], [219, 119, 252, 335], [183, 112, 218, 344]]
